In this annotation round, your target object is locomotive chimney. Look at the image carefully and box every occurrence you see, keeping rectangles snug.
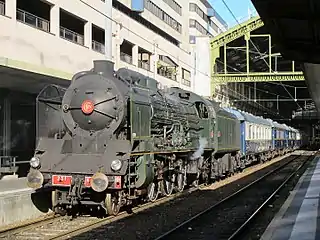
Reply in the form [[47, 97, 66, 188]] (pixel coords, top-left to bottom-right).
[[93, 60, 115, 78]]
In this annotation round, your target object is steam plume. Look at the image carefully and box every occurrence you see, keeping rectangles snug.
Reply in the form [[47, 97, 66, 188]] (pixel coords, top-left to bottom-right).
[[190, 137, 208, 160]]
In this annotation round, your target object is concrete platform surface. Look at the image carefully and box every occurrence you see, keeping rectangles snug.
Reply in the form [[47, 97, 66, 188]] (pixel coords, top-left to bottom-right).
[[260, 155, 320, 240], [0, 177, 52, 230], [0, 177, 30, 194]]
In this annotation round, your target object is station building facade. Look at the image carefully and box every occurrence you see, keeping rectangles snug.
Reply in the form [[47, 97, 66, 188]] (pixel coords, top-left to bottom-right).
[[0, 0, 226, 170]]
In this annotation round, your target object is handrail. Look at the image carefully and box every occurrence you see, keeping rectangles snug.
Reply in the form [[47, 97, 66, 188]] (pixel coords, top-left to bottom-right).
[[16, 8, 50, 32], [0, 156, 30, 175], [60, 26, 84, 45], [138, 60, 150, 71], [120, 52, 133, 64], [157, 68, 177, 81], [92, 40, 105, 54]]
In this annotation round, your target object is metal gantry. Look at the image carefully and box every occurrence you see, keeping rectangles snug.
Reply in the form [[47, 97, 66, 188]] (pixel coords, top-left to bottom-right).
[[210, 16, 305, 96]]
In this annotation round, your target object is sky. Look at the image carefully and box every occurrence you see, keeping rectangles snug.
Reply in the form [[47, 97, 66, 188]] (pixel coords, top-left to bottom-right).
[[209, 0, 256, 27]]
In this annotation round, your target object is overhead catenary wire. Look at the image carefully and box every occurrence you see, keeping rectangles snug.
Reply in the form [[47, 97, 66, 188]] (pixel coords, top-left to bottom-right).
[[80, 0, 270, 108], [81, 0, 286, 116], [220, 0, 302, 109]]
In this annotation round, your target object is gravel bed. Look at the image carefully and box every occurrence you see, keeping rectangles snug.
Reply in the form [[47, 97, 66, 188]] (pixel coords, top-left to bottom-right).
[[69, 155, 300, 240], [237, 154, 316, 240], [156, 155, 310, 240]]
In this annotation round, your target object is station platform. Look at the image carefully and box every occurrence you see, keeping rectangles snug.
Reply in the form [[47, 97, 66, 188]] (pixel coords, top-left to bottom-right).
[[261, 155, 320, 240], [0, 177, 52, 230]]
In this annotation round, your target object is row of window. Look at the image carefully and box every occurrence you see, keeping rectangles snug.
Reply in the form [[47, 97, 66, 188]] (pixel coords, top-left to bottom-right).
[[288, 132, 296, 139], [120, 51, 191, 86], [113, 1, 180, 46], [189, 19, 212, 36], [274, 130, 285, 139], [14, 7, 106, 54], [247, 125, 272, 140], [247, 125, 300, 140], [145, 0, 182, 33], [162, 0, 182, 15], [189, 3, 221, 33]]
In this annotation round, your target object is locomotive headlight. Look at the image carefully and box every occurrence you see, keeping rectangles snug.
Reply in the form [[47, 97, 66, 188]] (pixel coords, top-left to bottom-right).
[[110, 159, 122, 171], [30, 157, 40, 168], [90, 172, 109, 192], [26, 169, 44, 189]]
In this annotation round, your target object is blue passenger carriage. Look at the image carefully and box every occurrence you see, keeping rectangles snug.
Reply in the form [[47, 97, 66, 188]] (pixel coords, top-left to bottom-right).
[[224, 108, 273, 164], [240, 112, 273, 163], [287, 126, 297, 150], [294, 128, 301, 149], [267, 120, 288, 156]]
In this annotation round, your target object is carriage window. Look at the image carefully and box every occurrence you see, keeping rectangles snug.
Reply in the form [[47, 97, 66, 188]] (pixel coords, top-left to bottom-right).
[[249, 125, 252, 139], [195, 102, 209, 119], [252, 125, 255, 139]]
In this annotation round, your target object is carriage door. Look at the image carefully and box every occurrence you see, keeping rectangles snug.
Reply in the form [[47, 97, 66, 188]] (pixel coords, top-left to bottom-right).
[[195, 102, 210, 145]]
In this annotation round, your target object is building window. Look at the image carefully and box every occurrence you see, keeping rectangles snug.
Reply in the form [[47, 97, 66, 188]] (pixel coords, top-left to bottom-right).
[[113, 0, 180, 46], [182, 69, 191, 87], [0, 1, 4, 16], [189, 3, 225, 33], [189, 3, 196, 12], [157, 56, 177, 81], [145, 0, 182, 33], [189, 19, 196, 28], [189, 18, 212, 36], [163, 0, 182, 15], [189, 35, 196, 44]]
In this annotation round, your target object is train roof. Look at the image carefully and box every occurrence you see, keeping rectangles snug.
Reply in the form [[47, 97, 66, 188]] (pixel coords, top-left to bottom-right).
[[241, 111, 272, 126], [223, 108, 245, 121], [224, 108, 272, 126], [218, 107, 238, 120], [281, 124, 290, 131], [266, 119, 287, 130], [289, 127, 299, 133]]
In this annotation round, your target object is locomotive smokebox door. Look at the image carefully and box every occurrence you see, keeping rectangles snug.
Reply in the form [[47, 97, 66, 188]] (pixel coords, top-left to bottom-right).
[[62, 74, 126, 138]]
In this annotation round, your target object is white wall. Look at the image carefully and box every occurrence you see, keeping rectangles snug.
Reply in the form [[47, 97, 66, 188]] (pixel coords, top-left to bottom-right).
[[0, 0, 195, 91], [193, 36, 211, 97]]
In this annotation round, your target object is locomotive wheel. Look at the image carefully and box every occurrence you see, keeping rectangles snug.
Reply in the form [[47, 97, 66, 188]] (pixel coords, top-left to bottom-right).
[[174, 166, 186, 192], [147, 182, 159, 202], [162, 171, 175, 196], [105, 192, 121, 216], [51, 190, 66, 216]]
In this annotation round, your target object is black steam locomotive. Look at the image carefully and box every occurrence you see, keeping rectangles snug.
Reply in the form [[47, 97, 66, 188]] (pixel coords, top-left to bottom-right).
[[26, 60, 297, 216]]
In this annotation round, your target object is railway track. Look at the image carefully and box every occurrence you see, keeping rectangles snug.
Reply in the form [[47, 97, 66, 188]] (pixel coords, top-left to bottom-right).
[[0, 151, 310, 240], [154, 151, 315, 240], [0, 180, 206, 240]]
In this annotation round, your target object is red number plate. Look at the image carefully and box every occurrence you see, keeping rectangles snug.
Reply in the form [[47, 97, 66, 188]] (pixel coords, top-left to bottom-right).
[[84, 176, 92, 187], [52, 175, 72, 186]]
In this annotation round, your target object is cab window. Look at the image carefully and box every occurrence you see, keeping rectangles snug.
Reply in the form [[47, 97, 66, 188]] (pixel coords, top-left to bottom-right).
[[195, 102, 209, 119]]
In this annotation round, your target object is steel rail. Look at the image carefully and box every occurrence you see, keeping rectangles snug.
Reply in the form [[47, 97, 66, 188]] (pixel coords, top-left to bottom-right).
[[154, 152, 313, 240], [0, 151, 302, 240], [227, 152, 315, 240], [0, 181, 205, 239]]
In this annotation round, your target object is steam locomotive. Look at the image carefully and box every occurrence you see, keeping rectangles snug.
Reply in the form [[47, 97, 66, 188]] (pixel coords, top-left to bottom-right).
[[26, 60, 301, 216]]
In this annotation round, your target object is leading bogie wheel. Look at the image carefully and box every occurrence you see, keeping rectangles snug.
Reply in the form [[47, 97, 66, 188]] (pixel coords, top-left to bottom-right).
[[105, 193, 121, 216]]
